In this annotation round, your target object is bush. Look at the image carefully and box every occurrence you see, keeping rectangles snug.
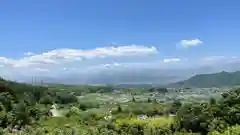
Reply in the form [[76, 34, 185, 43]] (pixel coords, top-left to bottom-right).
[[65, 106, 81, 117], [94, 114, 105, 120], [208, 125, 240, 135]]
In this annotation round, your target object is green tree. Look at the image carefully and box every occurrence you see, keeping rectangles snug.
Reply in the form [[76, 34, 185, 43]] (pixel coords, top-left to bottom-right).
[[147, 98, 151, 103], [56, 92, 77, 104], [0, 104, 7, 128], [209, 97, 216, 105], [39, 94, 53, 105], [170, 99, 182, 114], [12, 102, 31, 128], [132, 96, 136, 102], [79, 103, 87, 111], [117, 105, 122, 112]]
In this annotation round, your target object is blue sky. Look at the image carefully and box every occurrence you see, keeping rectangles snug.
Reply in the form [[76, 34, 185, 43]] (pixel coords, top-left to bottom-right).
[[0, 0, 240, 79]]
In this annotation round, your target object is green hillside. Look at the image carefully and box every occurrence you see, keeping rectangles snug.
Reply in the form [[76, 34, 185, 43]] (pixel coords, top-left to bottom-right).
[[0, 77, 47, 98], [168, 71, 240, 88]]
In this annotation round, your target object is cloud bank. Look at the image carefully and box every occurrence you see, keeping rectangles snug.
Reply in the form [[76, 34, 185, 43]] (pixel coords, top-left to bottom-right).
[[0, 45, 158, 68], [0, 42, 240, 83]]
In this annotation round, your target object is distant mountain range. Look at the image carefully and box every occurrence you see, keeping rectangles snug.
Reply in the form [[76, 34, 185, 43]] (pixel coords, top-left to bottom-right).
[[3, 70, 240, 88], [23, 68, 187, 85], [14, 64, 240, 88], [167, 71, 240, 88]]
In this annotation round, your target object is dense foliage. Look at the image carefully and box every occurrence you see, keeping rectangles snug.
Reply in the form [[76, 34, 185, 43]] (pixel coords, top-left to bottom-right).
[[1, 78, 240, 134]]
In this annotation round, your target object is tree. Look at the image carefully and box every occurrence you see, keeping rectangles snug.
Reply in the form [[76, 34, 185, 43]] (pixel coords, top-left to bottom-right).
[[56, 92, 77, 104], [0, 104, 7, 128], [147, 98, 151, 103], [148, 88, 155, 93], [173, 88, 240, 134], [170, 100, 182, 114], [0, 93, 13, 112], [12, 102, 31, 128], [66, 106, 80, 117], [32, 89, 44, 102], [39, 95, 53, 105], [79, 103, 87, 111], [153, 98, 157, 104], [132, 96, 136, 102], [156, 88, 168, 93], [0, 84, 16, 100], [28, 106, 41, 121], [209, 97, 216, 105], [117, 105, 122, 112]]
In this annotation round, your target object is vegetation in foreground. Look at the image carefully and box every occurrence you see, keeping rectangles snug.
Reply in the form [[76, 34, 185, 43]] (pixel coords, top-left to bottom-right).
[[1, 78, 240, 134]]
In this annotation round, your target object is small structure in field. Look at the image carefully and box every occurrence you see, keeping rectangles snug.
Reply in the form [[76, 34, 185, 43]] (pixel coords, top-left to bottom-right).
[[139, 115, 148, 120]]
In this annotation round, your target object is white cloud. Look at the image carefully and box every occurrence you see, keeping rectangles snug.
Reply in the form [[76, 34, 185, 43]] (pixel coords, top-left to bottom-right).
[[199, 56, 240, 66], [0, 57, 14, 65], [113, 62, 121, 66], [24, 52, 35, 56], [102, 62, 121, 68], [178, 38, 203, 48], [1, 45, 158, 68], [227, 56, 240, 63], [13, 58, 57, 68], [103, 64, 111, 67], [201, 56, 225, 61], [163, 58, 180, 63], [35, 68, 49, 72], [90, 56, 239, 72]]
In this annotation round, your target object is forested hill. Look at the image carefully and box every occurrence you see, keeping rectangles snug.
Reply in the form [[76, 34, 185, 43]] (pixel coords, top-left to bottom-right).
[[167, 71, 240, 88], [0, 77, 46, 97]]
